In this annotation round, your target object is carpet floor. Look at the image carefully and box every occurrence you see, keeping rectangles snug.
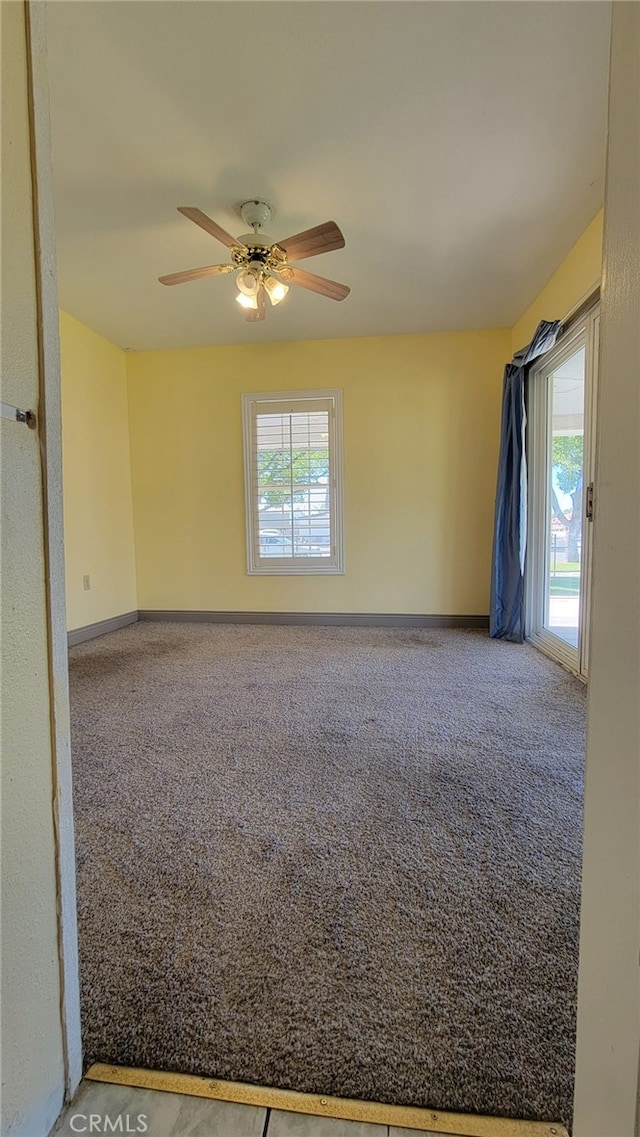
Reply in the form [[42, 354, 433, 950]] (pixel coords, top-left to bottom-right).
[[69, 623, 586, 1131]]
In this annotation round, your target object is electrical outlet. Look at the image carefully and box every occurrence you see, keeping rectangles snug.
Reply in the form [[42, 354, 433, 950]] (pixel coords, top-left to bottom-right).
[[83, 574, 91, 591]]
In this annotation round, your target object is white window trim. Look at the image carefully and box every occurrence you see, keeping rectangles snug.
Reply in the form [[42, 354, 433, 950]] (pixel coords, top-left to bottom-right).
[[242, 388, 345, 576]]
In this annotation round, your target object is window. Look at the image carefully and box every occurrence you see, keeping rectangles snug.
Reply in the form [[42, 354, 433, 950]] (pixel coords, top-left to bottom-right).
[[526, 302, 599, 678], [242, 389, 344, 575]]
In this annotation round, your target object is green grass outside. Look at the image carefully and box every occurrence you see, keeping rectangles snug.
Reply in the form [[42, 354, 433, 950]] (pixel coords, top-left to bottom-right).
[[549, 576, 581, 596]]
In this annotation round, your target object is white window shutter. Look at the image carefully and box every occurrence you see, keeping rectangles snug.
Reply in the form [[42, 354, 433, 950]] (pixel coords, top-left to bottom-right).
[[242, 390, 344, 575]]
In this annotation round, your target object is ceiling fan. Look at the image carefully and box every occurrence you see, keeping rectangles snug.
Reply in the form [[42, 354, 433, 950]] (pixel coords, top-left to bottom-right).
[[159, 200, 350, 322]]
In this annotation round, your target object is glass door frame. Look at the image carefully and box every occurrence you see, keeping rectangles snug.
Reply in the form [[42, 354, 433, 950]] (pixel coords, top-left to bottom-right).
[[525, 303, 599, 679]]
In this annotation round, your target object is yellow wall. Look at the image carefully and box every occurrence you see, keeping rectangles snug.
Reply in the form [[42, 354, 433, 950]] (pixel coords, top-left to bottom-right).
[[60, 216, 604, 625], [512, 210, 603, 354], [60, 310, 137, 629], [127, 330, 510, 615]]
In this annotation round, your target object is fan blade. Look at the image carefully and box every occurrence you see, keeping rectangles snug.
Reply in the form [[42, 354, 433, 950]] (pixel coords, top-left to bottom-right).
[[278, 265, 350, 301], [177, 206, 242, 250], [245, 284, 266, 322], [275, 221, 345, 262], [158, 263, 233, 286]]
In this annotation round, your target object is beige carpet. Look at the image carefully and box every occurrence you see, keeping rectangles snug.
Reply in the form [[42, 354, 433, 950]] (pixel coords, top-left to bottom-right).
[[69, 623, 586, 1131]]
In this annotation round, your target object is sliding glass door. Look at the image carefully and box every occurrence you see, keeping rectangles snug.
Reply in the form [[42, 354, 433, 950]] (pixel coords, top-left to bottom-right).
[[526, 306, 599, 677]]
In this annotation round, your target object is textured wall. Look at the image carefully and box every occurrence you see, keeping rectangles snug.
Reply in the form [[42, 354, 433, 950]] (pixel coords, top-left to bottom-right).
[[573, 4, 640, 1134], [0, 3, 66, 1134], [127, 329, 510, 616], [60, 310, 137, 630]]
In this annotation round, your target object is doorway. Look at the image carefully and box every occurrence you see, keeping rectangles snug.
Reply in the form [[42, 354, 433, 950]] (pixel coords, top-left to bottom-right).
[[526, 303, 599, 677]]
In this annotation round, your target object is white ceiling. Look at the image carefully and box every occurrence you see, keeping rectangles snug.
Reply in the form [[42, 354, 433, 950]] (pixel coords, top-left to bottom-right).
[[45, 1, 611, 350]]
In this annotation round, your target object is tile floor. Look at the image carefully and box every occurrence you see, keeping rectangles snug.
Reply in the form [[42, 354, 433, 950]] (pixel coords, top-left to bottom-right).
[[53, 1080, 454, 1137]]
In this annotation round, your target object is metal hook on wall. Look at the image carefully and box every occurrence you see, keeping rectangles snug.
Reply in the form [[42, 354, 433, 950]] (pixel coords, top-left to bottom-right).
[[1, 401, 37, 429]]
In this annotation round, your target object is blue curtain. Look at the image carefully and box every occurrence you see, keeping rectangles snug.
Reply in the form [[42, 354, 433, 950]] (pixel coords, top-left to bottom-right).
[[490, 320, 562, 642]]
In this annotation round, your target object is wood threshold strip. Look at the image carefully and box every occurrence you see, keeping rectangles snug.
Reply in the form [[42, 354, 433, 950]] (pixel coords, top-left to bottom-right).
[[85, 1064, 568, 1137]]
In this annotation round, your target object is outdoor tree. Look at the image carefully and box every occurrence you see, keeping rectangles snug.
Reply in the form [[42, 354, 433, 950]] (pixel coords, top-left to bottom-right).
[[258, 448, 329, 508], [551, 434, 583, 562]]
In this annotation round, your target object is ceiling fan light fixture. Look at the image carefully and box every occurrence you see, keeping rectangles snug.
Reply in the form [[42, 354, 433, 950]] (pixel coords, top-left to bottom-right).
[[236, 265, 261, 297], [236, 292, 258, 310], [264, 276, 289, 306]]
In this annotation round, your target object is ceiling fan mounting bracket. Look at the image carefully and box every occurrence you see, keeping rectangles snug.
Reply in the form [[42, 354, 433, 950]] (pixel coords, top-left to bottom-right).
[[240, 199, 272, 232]]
